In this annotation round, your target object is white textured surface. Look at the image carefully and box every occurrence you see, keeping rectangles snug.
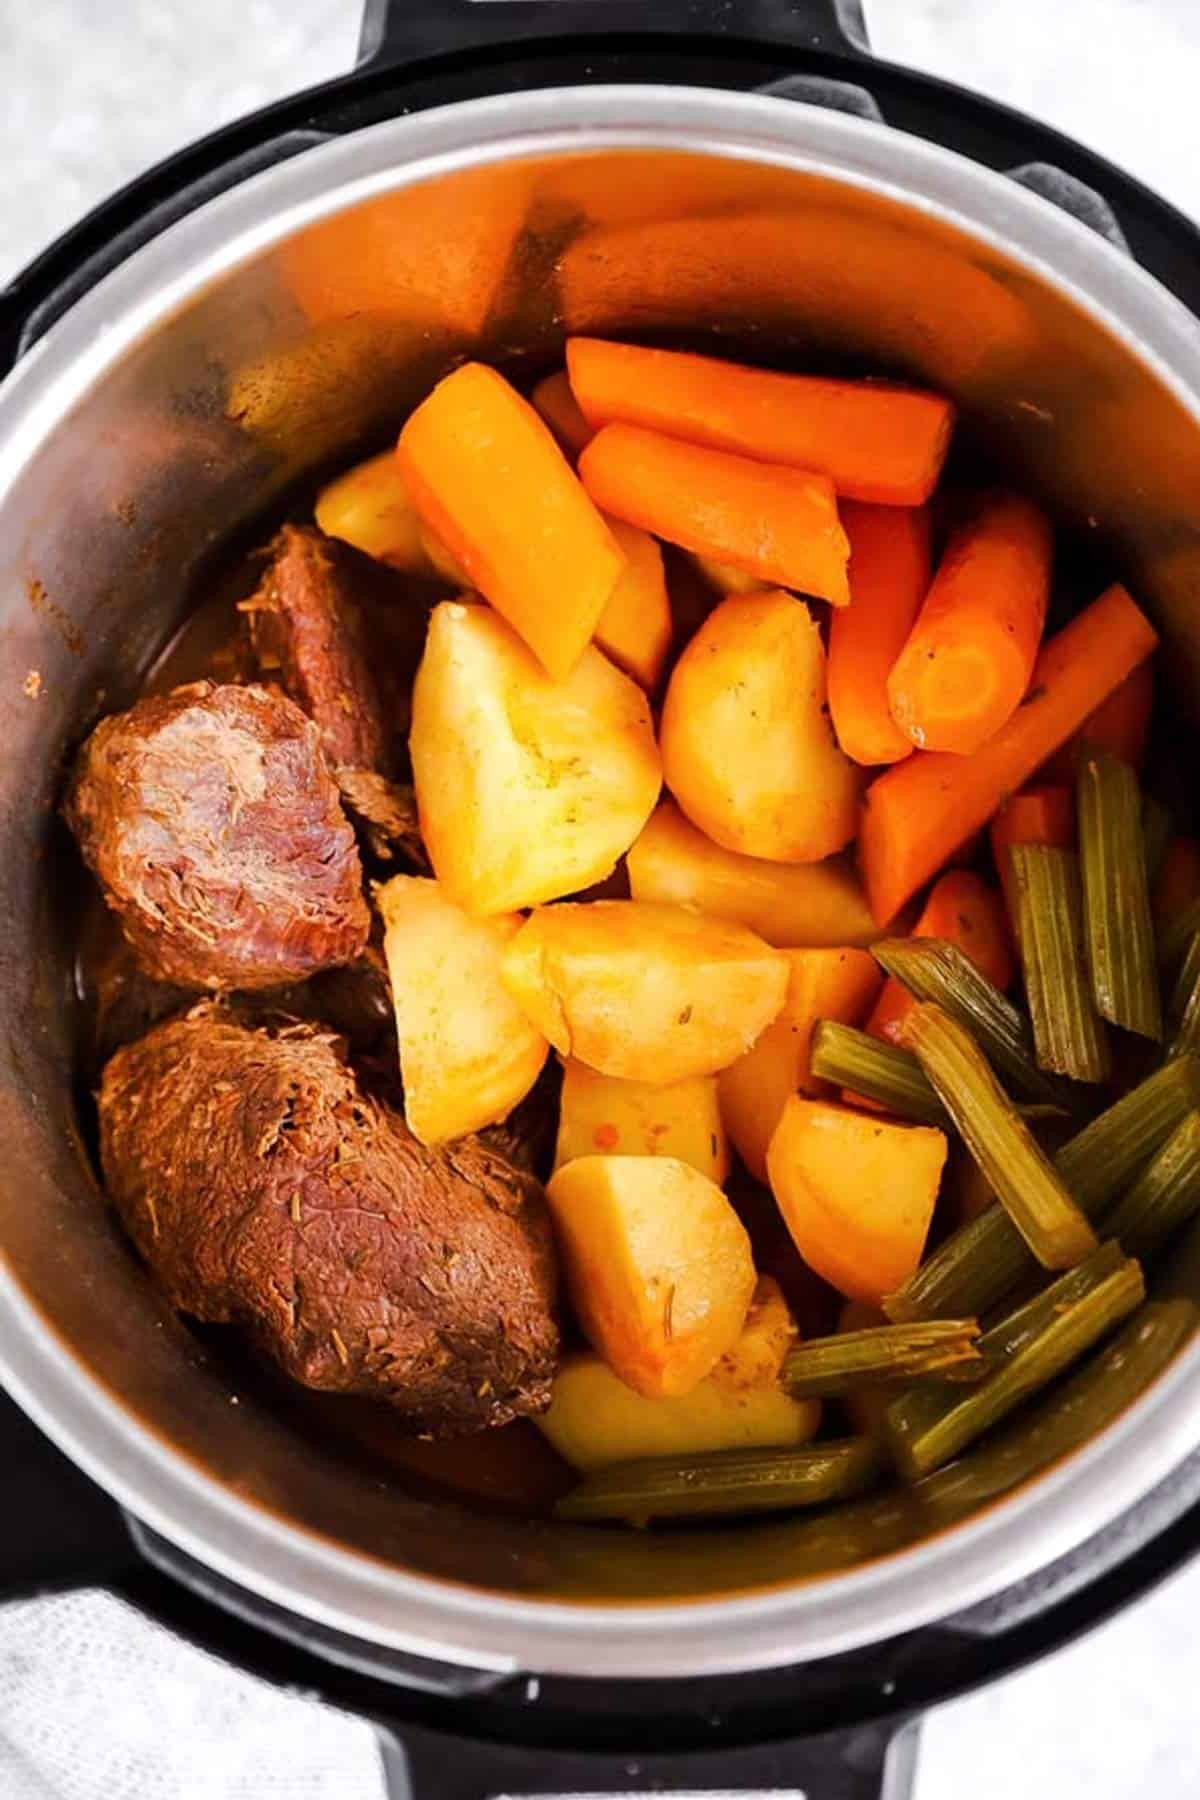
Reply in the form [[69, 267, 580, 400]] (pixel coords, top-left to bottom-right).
[[3, 1, 1200, 1796], [0, 1589, 384, 1800]]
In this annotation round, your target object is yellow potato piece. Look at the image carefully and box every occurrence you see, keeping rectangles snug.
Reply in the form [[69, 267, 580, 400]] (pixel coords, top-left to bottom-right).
[[314, 450, 433, 575], [377, 874, 548, 1144], [719, 947, 883, 1182], [710, 1274, 796, 1390], [690, 553, 770, 596], [555, 1059, 728, 1183], [410, 601, 661, 915], [502, 899, 788, 1083], [538, 1355, 819, 1471], [661, 591, 860, 863], [545, 1154, 757, 1398], [595, 517, 673, 692], [627, 804, 881, 948], [767, 1097, 947, 1306]]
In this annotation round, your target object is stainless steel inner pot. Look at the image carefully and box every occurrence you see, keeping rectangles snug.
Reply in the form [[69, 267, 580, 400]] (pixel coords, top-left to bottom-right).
[[4, 84, 1200, 1682]]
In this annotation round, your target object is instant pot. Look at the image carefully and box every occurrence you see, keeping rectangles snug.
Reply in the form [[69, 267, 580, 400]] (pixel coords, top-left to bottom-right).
[[4, 3, 1200, 1794]]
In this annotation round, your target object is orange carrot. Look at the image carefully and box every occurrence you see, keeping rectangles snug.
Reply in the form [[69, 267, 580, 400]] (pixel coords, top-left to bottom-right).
[[858, 583, 1159, 925], [844, 871, 1012, 1111], [397, 362, 625, 682], [828, 505, 931, 766], [872, 870, 1014, 1043], [531, 370, 595, 459], [989, 786, 1076, 927], [887, 492, 1052, 756], [579, 424, 849, 606], [567, 338, 954, 506], [888, 500, 1043, 759], [1040, 659, 1153, 782], [1154, 836, 1200, 926]]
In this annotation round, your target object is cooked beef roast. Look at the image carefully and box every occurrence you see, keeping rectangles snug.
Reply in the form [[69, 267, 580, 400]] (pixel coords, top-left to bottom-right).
[[84, 920, 394, 1074], [243, 526, 427, 864], [66, 681, 370, 991], [243, 526, 389, 774], [98, 1007, 559, 1433]]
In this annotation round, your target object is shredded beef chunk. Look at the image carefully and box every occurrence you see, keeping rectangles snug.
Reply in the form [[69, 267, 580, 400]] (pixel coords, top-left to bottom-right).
[[66, 681, 370, 991], [244, 526, 388, 773], [98, 1008, 559, 1433], [243, 526, 426, 864]]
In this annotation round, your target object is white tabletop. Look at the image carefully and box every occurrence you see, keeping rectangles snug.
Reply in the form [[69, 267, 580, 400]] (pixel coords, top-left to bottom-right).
[[3, 2, 1198, 1795]]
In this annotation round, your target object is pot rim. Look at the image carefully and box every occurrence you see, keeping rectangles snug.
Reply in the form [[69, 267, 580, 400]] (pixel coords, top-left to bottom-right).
[[5, 82, 1200, 1680]]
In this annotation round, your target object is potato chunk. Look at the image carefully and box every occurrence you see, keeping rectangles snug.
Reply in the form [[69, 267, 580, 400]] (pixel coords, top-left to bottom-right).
[[545, 1154, 756, 1397], [711, 1273, 796, 1388], [690, 553, 770, 597], [719, 949, 883, 1182], [595, 517, 673, 692], [555, 1059, 728, 1183], [410, 602, 661, 915], [314, 451, 431, 573], [766, 1098, 946, 1305], [501, 899, 788, 1083], [377, 875, 548, 1144], [538, 1354, 818, 1470], [661, 591, 859, 862], [537, 1278, 817, 1470], [627, 802, 882, 946]]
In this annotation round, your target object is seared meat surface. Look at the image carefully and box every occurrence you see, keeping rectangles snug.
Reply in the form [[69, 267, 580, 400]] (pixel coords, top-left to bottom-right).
[[244, 526, 427, 864], [98, 1007, 559, 1434], [243, 525, 389, 775], [66, 680, 370, 991]]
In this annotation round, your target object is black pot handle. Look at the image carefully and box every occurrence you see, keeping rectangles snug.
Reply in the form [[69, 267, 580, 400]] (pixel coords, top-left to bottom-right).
[[379, 1715, 920, 1800], [357, 0, 871, 71], [0, 1384, 136, 1599]]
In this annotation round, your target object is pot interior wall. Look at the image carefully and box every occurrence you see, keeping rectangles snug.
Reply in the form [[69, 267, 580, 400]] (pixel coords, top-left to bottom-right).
[[4, 142, 1200, 1607]]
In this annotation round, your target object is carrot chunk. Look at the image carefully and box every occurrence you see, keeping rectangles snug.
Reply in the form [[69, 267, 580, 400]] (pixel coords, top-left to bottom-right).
[[828, 505, 931, 766], [579, 424, 849, 606], [859, 583, 1158, 925], [845, 870, 1012, 1111], [1040, 660, 1153, 783], [868, 871, 1014, 1047], [887, 493, 1052, 755], [990, 786, 1076, 926], [531, 370, 596, 458], [397, 363, 625, 681], [567, 338, 954, 506]]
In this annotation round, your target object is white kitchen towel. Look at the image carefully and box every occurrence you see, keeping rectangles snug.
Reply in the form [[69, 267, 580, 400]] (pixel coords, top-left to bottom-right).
[[0, 1590, 386, 1800]]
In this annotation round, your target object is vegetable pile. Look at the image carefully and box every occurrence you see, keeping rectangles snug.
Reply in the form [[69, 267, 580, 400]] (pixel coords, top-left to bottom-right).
[[93, 332, 1200, 1525]]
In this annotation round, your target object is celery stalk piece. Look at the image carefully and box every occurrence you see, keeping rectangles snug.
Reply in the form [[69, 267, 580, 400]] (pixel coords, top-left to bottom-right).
[[885, 1056, 1200, 1321], [1010, 844, 1110, 1081], [885, 1244, 1144, 1480], [781, 1320, 983, 1396], [873, 937, 1070, 1107], [1078, 754, 1162, 1039], [808, 1020, 947, 1126], [902, 1003, 1097, 1270], [1103, 1113, 1200, 1263], [555, 1437, 885, 1524]]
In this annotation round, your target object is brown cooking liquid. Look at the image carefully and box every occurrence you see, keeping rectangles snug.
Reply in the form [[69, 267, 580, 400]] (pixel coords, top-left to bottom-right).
[[73, 545, 574, 1518]]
